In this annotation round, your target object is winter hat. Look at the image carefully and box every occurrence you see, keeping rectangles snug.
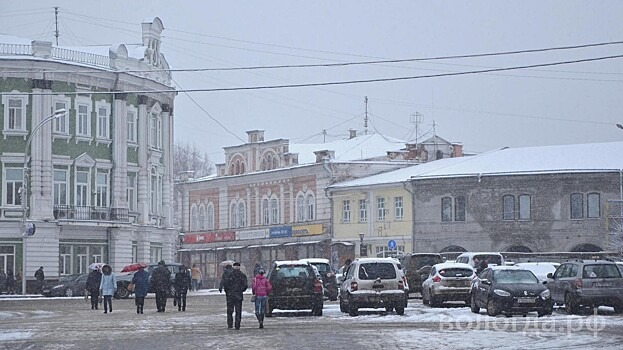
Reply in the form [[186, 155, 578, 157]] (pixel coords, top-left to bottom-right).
[[158, 260, 166, 266], [233, 262, 241, 267], [233, 262, 241, 269], [258, 268, 265, 275]]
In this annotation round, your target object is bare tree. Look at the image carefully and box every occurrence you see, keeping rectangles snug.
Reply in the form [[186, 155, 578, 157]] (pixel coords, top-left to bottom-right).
[[173, 141, 213, 179]]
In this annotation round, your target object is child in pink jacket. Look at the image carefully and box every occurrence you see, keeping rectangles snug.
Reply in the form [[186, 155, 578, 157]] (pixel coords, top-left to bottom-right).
[[252, 269, 272, 329]]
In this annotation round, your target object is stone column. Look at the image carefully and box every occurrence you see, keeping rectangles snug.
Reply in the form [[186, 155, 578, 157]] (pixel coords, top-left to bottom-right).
[[30, 79, 53, 219], [112, 93, 128, 209], [161, 104, 173, 227], [136, 95, 149, 225]]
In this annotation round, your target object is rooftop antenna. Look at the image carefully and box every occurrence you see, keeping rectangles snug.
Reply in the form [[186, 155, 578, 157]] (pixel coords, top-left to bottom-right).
[[54, 7, 60, 45], [322, 129, 327, 143], [364, 96, 368, 135], [409, 112, 423, 146]]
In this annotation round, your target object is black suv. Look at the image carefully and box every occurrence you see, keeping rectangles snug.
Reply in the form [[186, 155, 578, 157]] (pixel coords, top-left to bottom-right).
[[266, 260, 324, 317], [547, 259, 623, 314], [116, 262, 182, 299], [299, 258, 338, 301], [400, 253, 443, 294]]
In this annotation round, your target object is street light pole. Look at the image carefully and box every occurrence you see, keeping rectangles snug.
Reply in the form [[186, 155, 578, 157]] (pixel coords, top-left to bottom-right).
[[21, 108, 66, 295]]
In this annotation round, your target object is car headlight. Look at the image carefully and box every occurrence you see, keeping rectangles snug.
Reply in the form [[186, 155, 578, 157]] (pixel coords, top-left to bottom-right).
[[52, 284, 64, 289], [493, 289, 511, 297], [540, 289, 551, 299]]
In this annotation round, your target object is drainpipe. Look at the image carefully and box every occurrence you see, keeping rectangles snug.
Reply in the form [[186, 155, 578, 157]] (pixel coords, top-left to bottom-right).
[[403, 180, 415, 253]]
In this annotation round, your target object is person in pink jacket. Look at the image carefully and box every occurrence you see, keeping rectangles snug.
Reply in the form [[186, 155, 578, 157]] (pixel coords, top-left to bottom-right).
[[252, 269, 272, 329]]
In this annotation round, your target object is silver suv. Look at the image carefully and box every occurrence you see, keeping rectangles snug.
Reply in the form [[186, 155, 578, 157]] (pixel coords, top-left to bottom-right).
[[339, 258, 406, 316], [547, 259, 623, 314]]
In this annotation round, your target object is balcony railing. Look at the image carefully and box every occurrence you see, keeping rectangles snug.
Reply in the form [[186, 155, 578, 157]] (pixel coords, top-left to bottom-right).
[[53, 205, 129, 222]]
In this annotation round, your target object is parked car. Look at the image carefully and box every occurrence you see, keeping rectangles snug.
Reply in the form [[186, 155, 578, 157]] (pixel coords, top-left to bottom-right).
[[116, 262, 182, 299], [298, 258, 338, 301], [546, 259, 623, 314], [42, 273, 89, 297], [421, 262, 474, 307], [399, 253, 443, 294], [455, 252, 505, 272], [470, 266, 552, 317], [514, 262, 560, 283], [339, 258, 406, 316], [266, 260, 324, 317]]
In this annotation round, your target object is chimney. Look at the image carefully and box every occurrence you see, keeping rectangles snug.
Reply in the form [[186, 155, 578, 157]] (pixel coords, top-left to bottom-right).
[[31, 40, 52, 58], [313, 150, 334, 163], [246, 130, 265, 143], [348, 129, 357, 139], [451, 144, 463, 157]]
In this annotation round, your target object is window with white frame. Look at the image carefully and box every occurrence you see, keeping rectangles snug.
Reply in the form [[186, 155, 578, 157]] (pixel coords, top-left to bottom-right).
[[150, 168, 162, 215], [127, 107, 137, 143], [441, 196, 452, 222], [519, 195, 531, 220], [502, 195, 515, 220], [2, 92, 28, 133], [149, 113, 162, 149], [297, 195, 305, 222], [0, 246, 15, 274], [271, 198, 279, 224], [394, 197, 404, 220], [53, 169, 68, 205], [342, 200, 351, 223], [4, 168, 23, 206], [588, 192, 600, 218], [77, 246, 87, 274], [96, 103, 110, 139], [376, 197, 386, 221], [95, 170, 109, 207], [149, 243, 162, 264], [262, 199, 270, 225], [207, 203, 214, 230], [570, 193, 583, 219], [127, 172, 137, 211], [132, 242, 138, 264], [75, 97, 92, 137], [306, 194, 315, 221], [90, 246, 103, 264], [359, 199, 367, 223], [52, 99, 69, 134], [59, 245, 72, 275], [199, 205, 206, 230], [230, 203, 239, 228], [238, 202, 246, 227], [454, 196, 466, 222], [75, 169, 89, 206]]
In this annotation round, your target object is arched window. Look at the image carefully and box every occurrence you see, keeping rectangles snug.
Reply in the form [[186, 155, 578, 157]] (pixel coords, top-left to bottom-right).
[[230, 163, 235, 175], [238, 202, 246, 227], [272, 157, 278, 169], [306, 194, 315, 221], [240, 162, 245, 174], [230, 203, 238, 228], [199, 205, 206, 230], [270, 198, 279, 224], [235, 161, 240, 175], [503, 195, 515, 220], [262, 199, 270, 225], [207, 203, 214, 230], [297, 195, 305, 222], [190, 205, 198, 231]]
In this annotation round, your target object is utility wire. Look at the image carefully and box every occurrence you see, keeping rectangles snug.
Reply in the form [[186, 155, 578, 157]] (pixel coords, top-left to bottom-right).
[[7, 54, 623, 96]]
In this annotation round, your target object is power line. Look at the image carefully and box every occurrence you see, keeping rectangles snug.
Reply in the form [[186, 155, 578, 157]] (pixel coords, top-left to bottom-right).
[[6, 54, 623, 97]]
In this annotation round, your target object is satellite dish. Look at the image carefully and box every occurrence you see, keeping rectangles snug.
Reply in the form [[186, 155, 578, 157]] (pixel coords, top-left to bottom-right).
[[25, 223, 36, 236]]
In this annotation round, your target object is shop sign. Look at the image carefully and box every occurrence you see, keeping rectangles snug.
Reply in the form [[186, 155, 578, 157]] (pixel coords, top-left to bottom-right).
[[269, 226, 292, 238], [237, 229, 267, 240], [292, 224, 324, 237], [183, 231, 235, 244]]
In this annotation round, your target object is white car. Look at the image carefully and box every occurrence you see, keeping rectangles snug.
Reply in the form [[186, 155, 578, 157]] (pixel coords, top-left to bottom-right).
[[421, 262, 474, 307], [514, 262, 560, 283]]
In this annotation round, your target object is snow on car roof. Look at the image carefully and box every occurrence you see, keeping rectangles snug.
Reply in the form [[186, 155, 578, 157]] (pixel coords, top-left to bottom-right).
[[274, 260, 309, 266], [298, 258, 330, 264], [432, 262, 474, 270]]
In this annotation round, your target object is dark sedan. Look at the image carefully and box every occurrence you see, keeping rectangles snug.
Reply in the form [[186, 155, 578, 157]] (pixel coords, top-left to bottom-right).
[[470, 266, 552, 317], [42, 273, 89, 297]]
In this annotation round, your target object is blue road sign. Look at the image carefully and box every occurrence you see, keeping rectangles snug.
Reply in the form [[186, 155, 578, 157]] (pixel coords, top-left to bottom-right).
[[388, 239, 397, 250]]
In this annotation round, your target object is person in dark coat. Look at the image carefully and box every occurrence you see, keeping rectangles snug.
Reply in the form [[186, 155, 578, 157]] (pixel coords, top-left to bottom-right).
[[34, 266, 45, 294], [132, 267, 149, 314], [5, 269, 15, 295], [86, 268, 102, 309], [0, 268, 6, 294], [151, 260, 171, 312], [174, 265, 191, 311], [222, 262, 248, 329], [219, 265, 232, 293]]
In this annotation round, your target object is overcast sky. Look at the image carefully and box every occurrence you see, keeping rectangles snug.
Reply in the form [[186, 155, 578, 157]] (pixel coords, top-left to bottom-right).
[[2, 1, 623, 165]]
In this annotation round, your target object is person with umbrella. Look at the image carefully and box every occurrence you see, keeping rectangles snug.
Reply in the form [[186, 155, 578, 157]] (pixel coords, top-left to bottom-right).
[[222, 262, 248, 330], [86, 266, 102, 310], [99, 264, 116, 314], [151, 260, 171, 312], [174, 265, 191, 311], [132, 266, 149, 314]]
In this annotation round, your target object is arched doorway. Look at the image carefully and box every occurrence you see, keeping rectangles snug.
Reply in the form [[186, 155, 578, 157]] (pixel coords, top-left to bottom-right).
[[439, 245, 467, 253], [570, 243, 603, 252], [505, 245, 533, 253]]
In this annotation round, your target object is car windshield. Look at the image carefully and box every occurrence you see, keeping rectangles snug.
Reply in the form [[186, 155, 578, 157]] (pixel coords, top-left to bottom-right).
[[475, 255, 502, 266], [493, 270, 538, 284], [582, 264, 622, 279], [274, 265, 310, 279], [438, 268, 473, 278], [358, 263, 396, 280], [414, 256, 442, 269]]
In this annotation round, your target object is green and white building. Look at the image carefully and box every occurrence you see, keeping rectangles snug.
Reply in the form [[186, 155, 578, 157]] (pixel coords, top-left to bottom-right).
[[0, 17, 177, 291]]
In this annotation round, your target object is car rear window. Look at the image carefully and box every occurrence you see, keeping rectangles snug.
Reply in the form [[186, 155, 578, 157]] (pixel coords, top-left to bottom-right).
[[274, 265, 311, 279], [312, 263, 330, 274], [358, 263, 397, 280], [439, 268, 473, 278], [582, 264, 622, 279], [494, 270, 538, 284], [475, 255, 503, 266]]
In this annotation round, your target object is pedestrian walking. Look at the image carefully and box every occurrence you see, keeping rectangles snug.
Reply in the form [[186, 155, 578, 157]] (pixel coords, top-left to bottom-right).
[[86, 268, 102, 310], [222, 262, 247, 330], [151, 260, 170, 312], [174, 265, 191, 311], [5, 269, 15, 295], [132, 266, 149, 314], [34, 266, 45, 294], [99, 265, 116, 314], [251, 268, 272, 329], [190, 264, 202, 291]]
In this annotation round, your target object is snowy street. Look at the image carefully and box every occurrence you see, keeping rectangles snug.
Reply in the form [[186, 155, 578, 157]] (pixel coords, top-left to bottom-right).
[[2, 292, 623, 349]]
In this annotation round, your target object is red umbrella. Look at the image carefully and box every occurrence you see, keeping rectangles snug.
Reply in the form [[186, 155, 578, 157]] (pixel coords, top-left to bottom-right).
[[121, 263, 148, 273]]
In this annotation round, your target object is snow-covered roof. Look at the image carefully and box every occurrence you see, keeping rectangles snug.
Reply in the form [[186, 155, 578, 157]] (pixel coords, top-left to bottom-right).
[[330, 141, 623, 189], [291, 133, 404, 164]]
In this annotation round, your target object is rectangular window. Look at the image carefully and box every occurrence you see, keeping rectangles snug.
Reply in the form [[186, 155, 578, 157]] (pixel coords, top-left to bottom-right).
[[571, 193, 584, 219], [297, 196, 305, 222], [77, 246, 87, 274], [8, 99, 23, 130], [503, 195, 515, 220], [97, 106, 109, 139], [587, 193, 600, 218], [90, 246, 103, 264], [150, 115, 157, 148], [59, 245, 72, 275], [127, 173, 137, 211], [342, 200, 351, 223], [53, 101, 68, 133], [377, 197, 385, 221], [394, 197, 404, 220], [127, 110, 137, 142], [95, 171, 108, 207], [454, 196, 466, 222], [519, 195, 531, 220], [359, 199, 367, 223], [262, 199, 270, 225], [441, 197, 452, 222], [132, 242, 138, 264], [77, 104, 90, 136], [271, 198, 279, 224], [149, 243, 162, 264], [76, 170, 89, 206], [0, 246, 16, 275], [53, 169, 68, 205], [4, 168, 23, 206], [150, 173, 158, 214]]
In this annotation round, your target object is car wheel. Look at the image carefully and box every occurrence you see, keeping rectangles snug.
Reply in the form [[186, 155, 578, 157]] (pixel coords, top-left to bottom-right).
[[64, 288, 73, 297], [348, 297, 359, 317], [430, 293, 440, 308], [385, 306, 394, 312], [312, 303, 323, 316], [422, 295, 429, 305], [470, 294, 480, 314], [116, 286, 130, 299], [395, 305, 405, 315], [565, 293, 579, 315], [486, 299, 500, 316], [614, 304, 623, 314], [339, 297, 347, 313]]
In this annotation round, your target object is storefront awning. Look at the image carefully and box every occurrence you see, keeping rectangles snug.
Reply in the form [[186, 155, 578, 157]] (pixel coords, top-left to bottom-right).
[[331, 241, 354, 246]]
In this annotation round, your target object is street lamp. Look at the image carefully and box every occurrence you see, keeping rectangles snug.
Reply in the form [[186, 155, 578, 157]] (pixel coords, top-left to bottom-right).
[[21, 108, 66, 294], [358, 232, 366, 257]]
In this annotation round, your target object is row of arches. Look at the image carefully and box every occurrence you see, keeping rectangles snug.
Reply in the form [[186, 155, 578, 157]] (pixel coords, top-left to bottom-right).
[[438, 243, 604, 254]]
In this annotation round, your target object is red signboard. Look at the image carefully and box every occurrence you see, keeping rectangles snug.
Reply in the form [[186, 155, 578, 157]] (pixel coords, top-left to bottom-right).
[[183, 231, 235, 244]]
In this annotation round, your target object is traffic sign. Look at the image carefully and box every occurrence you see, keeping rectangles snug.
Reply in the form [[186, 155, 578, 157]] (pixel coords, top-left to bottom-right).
[[388, 239, 397, 250]]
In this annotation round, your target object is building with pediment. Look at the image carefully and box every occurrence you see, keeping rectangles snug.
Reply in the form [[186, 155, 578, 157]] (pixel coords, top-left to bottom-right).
[[0, 17, 177, 291]]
